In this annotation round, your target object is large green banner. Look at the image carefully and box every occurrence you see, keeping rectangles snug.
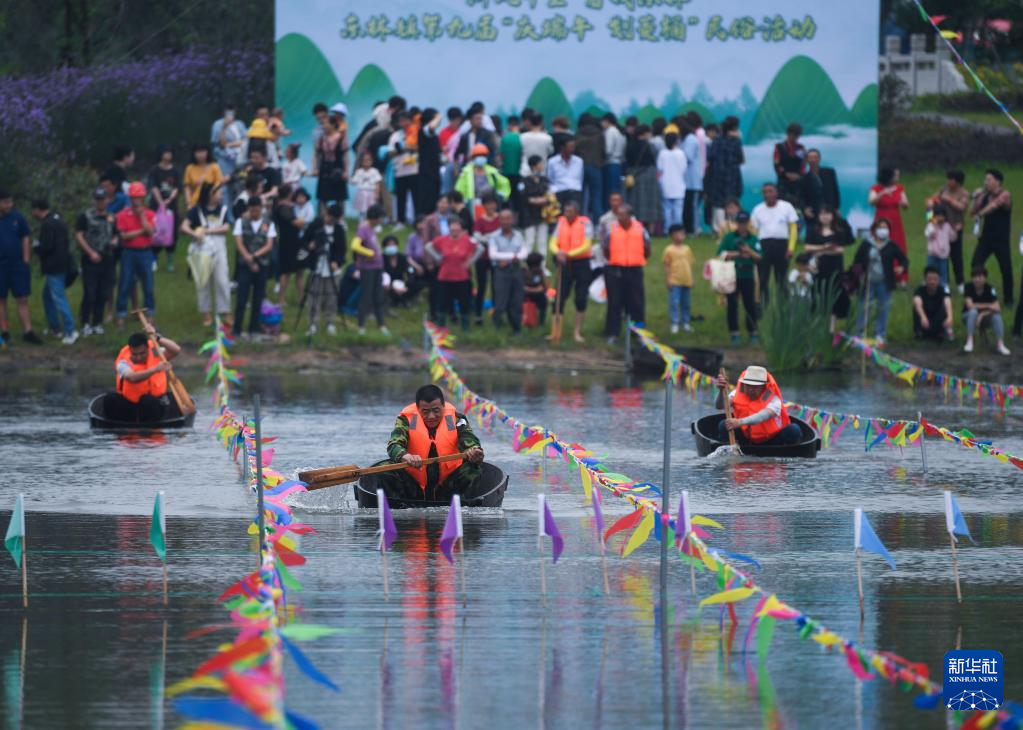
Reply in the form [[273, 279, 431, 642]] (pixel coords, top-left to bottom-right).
[[276, 0, 878, 223]]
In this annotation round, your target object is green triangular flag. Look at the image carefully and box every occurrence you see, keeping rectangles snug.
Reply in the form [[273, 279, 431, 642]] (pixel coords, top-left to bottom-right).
[[4, 494, 25, 568], [150, 492, 166, 563]]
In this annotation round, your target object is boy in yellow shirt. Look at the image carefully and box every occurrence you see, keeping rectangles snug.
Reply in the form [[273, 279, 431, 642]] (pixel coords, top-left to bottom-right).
[[662, 224, 695, 333]]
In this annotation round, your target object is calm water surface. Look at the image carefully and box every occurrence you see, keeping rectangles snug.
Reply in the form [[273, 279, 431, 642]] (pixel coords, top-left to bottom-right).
[[0, 367, 1021, 728]]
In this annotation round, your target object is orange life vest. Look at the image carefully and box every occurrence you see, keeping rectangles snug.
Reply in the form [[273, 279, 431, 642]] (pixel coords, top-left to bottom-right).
[[399, 402, 463, 491], [608, 221, 647, 266], [555, 215, 591, 259], [115, 345, 167, 404], [731, 370, 790, 443]]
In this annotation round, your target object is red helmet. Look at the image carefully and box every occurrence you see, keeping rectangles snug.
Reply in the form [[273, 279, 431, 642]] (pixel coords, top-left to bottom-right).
[[471, 143, 490, 158], [128, 181, 146, 198]]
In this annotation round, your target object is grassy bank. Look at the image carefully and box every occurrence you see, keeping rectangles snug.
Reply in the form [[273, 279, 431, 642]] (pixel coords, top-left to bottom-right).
[[3, 163, 1022, 366]]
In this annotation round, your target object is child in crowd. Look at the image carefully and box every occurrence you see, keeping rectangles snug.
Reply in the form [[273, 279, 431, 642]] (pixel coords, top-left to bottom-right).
[[269, 107, 291, 141], [788, 253, 815, 297], [661, 224, 694, 333], [282, 143, 307, 187], [350, 204, 389, 336], [963, 266, 1010, 356], [519, 154, 551, 255], [924, 205, 954, 288], [716, 197, 742, 240], [302, 202, 346, 336], [523, 252, 548, 326], [352, 152, 383, 219], [293, 187, 316, 226]]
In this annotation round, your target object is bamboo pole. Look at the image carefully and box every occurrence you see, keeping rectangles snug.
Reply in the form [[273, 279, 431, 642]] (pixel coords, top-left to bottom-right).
[[950, 535, 963, 603]]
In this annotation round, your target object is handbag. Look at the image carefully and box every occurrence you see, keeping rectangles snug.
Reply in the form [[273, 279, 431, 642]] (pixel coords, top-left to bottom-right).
[[153, 204, 175, 248], [705, 256, 736, 295]]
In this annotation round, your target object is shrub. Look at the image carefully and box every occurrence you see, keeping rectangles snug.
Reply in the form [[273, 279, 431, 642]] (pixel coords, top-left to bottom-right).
[[761, 280, 845, 372], [0, 47, 272, 192], [878, 116, 1023, 173]]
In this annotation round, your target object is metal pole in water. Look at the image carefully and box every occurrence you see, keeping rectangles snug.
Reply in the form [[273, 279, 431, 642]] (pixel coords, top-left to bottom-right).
[[254, 395, 266, 568], [918, 411, 927, 478], [660, 377, 672, 599]]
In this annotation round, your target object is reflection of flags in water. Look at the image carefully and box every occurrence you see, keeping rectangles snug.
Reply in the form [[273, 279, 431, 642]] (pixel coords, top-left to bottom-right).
[[538, 494, 564, 563], [854, 507, 896, 569], [944, 491, 975, 544], [440, 495, 463, 565], [4, 494, 25, 567], [592, 485, 605, 548], [376, 489, 397, 552], [150, 491, 166, 562]]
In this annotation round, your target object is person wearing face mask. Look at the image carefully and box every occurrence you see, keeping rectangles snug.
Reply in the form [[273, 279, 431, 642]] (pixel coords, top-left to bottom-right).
[[382, 235, 418, 307], [454, 144, 510, 214], [852, 218, 908, 346]]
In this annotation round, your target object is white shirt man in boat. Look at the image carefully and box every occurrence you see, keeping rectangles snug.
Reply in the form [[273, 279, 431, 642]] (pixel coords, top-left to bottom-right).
[[110, 329, 181, 422], [713, 365, 801, 446], [383, 384, 485, 502]]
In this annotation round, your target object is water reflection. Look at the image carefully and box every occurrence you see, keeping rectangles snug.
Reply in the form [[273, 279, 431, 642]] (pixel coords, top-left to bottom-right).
[[2, 369, 1022, 728]]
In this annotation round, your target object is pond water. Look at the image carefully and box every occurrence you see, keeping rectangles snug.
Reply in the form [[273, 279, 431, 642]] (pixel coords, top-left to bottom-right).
[[0, 367, 1021, 728]]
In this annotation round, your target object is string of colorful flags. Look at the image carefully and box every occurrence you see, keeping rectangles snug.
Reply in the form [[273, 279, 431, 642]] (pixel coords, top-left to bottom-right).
[[912, 0, 1023, 138], [630, 325, 1023, 470], [420, 323, 1023, 726], [167, 319, 341, 729], [841, 333, 1022, 409]]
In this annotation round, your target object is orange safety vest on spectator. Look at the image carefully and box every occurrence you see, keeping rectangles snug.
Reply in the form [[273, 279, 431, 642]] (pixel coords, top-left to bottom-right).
[[115, 345, 167, 404], [399, 402, 463, 491], [555, 215, 592, 259], [731, 370, 790, 443], [608, 221, 647, 266]]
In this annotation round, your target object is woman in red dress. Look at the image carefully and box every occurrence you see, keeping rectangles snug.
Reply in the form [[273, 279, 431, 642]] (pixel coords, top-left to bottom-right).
[[869, 167, 910, 284]]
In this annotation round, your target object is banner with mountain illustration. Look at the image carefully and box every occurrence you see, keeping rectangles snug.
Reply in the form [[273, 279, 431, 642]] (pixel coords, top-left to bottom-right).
[[275, 0, 878, 225]]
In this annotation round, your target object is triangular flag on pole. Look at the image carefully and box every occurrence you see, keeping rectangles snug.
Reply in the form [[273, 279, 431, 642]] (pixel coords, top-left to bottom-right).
[[854, 508, 896, 569], [377, 490, 398, 552], [676, 489, 692, 548], [150, 492, 166, 563], [5, 494, 25, 568], [439, 495, 462, 565], [944, 491, 975, 544], [538, 494, 564, 563]]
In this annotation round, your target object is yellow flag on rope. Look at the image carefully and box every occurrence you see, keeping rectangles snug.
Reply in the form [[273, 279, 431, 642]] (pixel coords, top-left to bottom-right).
[[579, 464, 593, 504], [622, 510, 655, 557], [812, 630, 843, 647], [692, 514, 723, 530], [699, 586, 755, 608]]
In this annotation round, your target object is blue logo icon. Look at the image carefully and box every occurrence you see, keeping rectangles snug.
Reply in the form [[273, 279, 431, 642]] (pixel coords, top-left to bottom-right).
[[943, 650, 1003, 710]]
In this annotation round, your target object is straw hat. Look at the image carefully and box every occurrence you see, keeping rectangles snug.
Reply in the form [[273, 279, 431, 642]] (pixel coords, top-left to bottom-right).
[[739, 366, 768, 385]]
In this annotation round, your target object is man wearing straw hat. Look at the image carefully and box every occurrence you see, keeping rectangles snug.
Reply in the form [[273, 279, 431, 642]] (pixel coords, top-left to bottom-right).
[[714, 366, 801, 445]]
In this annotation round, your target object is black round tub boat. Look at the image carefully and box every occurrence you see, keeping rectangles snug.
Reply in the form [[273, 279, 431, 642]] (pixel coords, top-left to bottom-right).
[[691, 413, 820, 458], [88, 392, 196, 430], [355, 462, 508, 509]]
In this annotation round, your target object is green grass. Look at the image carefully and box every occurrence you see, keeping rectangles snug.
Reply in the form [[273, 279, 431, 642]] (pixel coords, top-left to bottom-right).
[[5, 161, 1023, 361]]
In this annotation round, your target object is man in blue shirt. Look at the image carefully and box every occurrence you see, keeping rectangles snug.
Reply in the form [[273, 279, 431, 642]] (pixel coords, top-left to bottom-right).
[[0, 190, 43, 346]]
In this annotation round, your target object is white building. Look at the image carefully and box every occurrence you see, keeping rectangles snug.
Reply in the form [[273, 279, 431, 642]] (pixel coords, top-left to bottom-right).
[[879, 34, 969, 96]]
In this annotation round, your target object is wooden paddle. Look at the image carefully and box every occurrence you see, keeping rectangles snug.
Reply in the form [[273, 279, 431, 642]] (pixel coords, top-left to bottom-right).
[[718, 367, 742, 455], [132, 310, 196, 416], [299, 451, 469, 491], [547, 260, 563, 345]]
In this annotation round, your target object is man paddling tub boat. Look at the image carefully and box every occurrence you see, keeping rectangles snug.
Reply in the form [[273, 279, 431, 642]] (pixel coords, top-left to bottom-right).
[[714, 366, 801, 446], [109, 328, 181, 422], [382, 384, 486, 502]]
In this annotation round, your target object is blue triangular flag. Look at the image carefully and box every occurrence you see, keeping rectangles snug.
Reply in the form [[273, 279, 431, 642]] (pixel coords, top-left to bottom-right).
[[944, 491, 975, 544], [855, 508, 896, 569]]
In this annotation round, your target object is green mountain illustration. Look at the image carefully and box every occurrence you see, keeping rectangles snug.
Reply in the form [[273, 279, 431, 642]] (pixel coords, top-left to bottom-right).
[[275, 33, 344, 151], [747, 56, 854, 144], [524, 77, 572, 124], [673, 101, 715, 125], [572, 90, 612, 120], [850, 83, 878, 127], [345, 64, 397, 135], [633, 103, 663, 125]]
